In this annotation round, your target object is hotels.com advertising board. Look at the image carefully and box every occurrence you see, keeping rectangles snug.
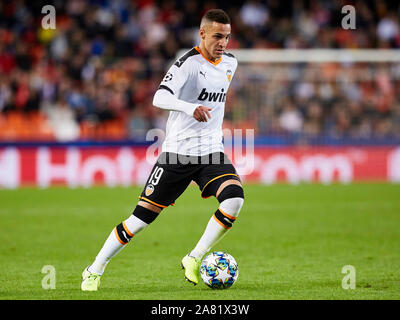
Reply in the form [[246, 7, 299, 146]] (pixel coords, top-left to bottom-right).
[[0, 146, 399, 188]]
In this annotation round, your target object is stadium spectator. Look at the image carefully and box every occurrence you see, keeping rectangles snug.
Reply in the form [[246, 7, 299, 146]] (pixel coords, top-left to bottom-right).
[[279, 100, 303, 133], [43, 95, 80, 141]]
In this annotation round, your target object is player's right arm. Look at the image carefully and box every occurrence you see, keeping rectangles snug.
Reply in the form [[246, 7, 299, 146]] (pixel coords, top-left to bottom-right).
[[153, 90, 211, 122], [152, 59, 211, 122]]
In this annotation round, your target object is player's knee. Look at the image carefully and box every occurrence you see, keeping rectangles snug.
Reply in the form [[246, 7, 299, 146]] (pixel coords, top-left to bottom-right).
[[214, 184, 244, 229], [132, 204, 160, 225], [214, 197, 243, 229], [219, 197, 244, 218], [214, 198, 243, 230], [115, 205, 160, 244], [217, 184, 244, 214], [217, 183, 244, 202]]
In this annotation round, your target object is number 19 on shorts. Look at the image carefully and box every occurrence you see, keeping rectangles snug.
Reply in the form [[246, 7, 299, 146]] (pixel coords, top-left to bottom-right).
[[148, 166, 164, 185]]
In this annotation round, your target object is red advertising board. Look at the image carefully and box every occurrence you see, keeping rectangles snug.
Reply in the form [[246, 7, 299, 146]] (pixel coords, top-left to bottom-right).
[[0, 146, 399, 188]]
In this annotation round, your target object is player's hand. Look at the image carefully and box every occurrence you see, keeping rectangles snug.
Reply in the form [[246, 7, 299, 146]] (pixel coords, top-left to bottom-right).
[[193, 106, 212, 122]]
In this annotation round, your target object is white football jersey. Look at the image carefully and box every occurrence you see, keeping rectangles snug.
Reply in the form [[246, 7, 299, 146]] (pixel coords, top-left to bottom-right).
[[157, 46, 238, 156]]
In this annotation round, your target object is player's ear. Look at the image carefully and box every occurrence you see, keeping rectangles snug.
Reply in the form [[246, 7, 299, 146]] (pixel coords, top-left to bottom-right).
[[199, 28, 206, 40]]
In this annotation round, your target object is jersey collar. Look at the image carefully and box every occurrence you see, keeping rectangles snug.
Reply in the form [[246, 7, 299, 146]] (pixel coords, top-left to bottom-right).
[[194, 46, 222, 66]]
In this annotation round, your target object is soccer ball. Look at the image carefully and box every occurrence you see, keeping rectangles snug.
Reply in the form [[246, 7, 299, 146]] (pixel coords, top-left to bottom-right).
[[200, 251, 239, 289]]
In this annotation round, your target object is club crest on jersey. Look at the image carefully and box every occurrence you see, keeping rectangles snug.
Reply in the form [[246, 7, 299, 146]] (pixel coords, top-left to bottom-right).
[[145, 184, 155, 196], [226, 69, 232, 82], [197, 88, 226, 102]]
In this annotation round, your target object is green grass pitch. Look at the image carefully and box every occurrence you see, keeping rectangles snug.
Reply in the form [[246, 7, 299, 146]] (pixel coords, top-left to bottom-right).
[[0, 183, 399, 300]]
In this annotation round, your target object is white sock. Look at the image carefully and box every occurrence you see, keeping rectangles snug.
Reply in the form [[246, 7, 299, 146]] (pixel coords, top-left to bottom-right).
[[189, 216, 227, 260], [189, 197, 244, 260], [88, 229, 125, 275], [88, 215, 148, 275]]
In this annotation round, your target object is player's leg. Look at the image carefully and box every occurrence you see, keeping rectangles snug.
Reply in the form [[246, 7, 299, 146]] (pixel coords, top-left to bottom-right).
[[188, 179, 244, 261], [82, 152, 192, 291], [87, 201, 162, 275], [182, 154, 244, 285], [81, 201, 162, 291]]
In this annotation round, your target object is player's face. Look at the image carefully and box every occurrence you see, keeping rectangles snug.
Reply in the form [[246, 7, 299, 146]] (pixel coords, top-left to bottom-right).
[[200, 22, 231, 61]]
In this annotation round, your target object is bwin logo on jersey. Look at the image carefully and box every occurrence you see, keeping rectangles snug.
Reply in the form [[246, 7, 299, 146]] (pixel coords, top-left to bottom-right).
[[197, 88, 226, 102]]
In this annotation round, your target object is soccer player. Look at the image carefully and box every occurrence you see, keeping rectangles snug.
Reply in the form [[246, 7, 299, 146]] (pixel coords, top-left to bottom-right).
[[81, 8, 244, 291]]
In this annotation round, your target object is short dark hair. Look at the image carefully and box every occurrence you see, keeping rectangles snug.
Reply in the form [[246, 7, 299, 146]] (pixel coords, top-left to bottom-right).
[[201, 9, 231, 26]]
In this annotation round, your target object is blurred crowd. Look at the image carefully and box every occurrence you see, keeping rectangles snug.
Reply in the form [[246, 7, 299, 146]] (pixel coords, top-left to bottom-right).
[[0, 0, 400, 141], [226, 61, 400, 139]]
